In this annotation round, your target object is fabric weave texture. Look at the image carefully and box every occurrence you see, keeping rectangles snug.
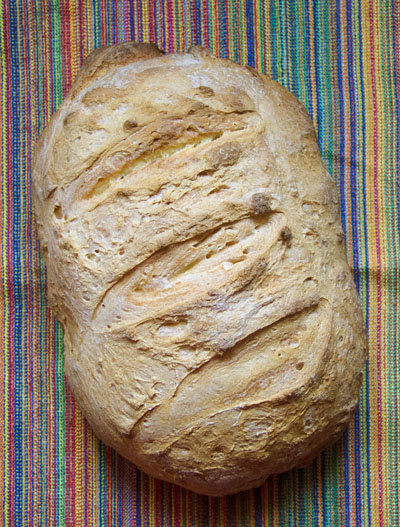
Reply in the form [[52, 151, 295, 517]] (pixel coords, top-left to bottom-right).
[[0, 1, 399, 526]]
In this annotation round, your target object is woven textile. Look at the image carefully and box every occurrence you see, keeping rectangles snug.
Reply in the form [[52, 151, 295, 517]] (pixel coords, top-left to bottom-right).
[[1, 1, 399, 525]]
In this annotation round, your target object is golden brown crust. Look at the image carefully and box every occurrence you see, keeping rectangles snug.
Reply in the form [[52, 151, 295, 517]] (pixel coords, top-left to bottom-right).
[[69, 42, 163, 98], [32, 42, 367, 496]]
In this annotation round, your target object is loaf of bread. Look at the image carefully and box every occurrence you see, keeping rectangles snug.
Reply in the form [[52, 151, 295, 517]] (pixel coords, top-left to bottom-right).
[[32, 42, 367, 496]]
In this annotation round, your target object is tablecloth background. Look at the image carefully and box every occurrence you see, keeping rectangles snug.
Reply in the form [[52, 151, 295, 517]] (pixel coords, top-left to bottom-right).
[[1, 1, 399, 525]]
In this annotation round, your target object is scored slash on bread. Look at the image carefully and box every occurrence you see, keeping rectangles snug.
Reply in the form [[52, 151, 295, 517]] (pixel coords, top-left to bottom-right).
[[32, 42, 367, 496]]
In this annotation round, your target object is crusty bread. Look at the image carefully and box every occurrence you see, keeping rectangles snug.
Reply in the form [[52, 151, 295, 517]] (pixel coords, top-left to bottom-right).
[[32, 42, 367, 496]]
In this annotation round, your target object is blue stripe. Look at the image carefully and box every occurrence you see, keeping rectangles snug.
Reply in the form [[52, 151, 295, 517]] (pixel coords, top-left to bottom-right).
[[129, 0, 136, 40], [303, 0, 313, 117], [9, 1, 24, 524], [111, 0, 117, 44], [334, 3, 352, 525], [345, 4, 363, 525], [245, 0, 255, 67], [254, 485, 263, 527], [135, 468, 141, 527], [194, 0, 202, 45], [217, 0, 228, 59]]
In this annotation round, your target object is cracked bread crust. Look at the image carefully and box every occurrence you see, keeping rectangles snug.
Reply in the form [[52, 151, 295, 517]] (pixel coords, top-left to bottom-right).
[[32, 42, 367, 496]]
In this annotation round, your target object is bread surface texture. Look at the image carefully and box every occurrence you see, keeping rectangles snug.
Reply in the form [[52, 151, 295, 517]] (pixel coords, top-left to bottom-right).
[[32, 42, 367, 496]]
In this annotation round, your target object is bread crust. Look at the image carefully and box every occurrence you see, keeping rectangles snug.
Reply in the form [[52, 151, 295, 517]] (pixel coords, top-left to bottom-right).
[[32, 42, 367, 496]]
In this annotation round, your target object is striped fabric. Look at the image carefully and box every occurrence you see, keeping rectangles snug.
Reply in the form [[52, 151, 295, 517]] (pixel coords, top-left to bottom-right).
[[1, 1, 398, 525]]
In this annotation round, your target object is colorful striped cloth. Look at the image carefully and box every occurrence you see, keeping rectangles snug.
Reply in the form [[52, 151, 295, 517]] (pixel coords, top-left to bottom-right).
[[1, 1, 399, 525]]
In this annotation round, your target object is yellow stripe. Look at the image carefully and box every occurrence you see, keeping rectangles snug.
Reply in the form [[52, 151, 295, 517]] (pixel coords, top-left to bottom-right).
[[86, 0, 94, 54], [70, 0, 79, 81], [148, 473, 155, 526], [142, 0, 150, 43]]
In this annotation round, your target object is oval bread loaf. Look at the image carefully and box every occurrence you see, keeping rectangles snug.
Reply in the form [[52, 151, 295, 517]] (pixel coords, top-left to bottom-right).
[[32, 42, 367, 496]]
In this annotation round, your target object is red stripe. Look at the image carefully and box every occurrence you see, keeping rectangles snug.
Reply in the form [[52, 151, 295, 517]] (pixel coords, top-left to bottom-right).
[[66, 391, 76, 526], [368, 1, 384, 525], [167, 0, 174, 52], [60, 0, 73, 95]]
